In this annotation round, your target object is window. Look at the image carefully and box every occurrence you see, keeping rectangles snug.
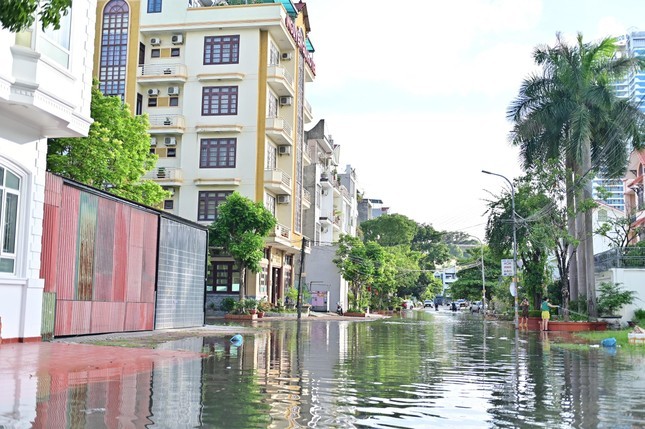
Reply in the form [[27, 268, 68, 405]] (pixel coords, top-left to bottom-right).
[[204, 35, 240, 65], [169, 96, 179, 106], [598, 209, 608, 222], [138, 43, 145, 65], [266, 145, 276, 169], [167, 148, 176, 157], [208, 262, 240, 293], [202, 86, 238, 115], [99, 0, 129, 98], [284, 267, 292, 290], [150, 148, 156, 155], [151, 49, 160, 58], [260, 266, 268, 293], [147, 0, 162, 13], [164, 200, 174, 210], [269, 43, 279, 66], [136, 93, 143, 115], [198, 191, 232, 221], [148, 97, 157, 107], [200, 138, 236, 168], [265, 193, 276, 216], [171, 48, 180, 57], [42, 8, 71, 67], [0, 167, 20, 274], [268, 93, 278, 118]]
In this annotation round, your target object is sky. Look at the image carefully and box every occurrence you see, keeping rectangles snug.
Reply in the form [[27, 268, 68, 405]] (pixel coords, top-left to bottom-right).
[[302, 0, 645, 240]]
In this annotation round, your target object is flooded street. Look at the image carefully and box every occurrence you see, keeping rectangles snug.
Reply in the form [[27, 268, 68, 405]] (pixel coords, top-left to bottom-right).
[[4, 310, 645, 428]]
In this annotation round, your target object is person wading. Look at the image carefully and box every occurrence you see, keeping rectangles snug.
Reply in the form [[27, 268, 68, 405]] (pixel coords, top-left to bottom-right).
[[540, 297, 558, 331]]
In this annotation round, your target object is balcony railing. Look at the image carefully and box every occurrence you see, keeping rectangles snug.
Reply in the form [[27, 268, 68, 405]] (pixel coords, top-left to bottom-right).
[[303, 188, 311, 206], [267, 65, 294, 95], [266, 116, 293, 145], [143, 167, 183, 182], [138, 64, 187, 79], [274, 223, 291, 241], [264, 168, 292, 191], [149, 114, 186, 131]]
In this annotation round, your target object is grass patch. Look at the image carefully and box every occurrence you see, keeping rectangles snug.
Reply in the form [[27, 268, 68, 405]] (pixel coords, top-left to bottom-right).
[[572, 329, 645, 351]]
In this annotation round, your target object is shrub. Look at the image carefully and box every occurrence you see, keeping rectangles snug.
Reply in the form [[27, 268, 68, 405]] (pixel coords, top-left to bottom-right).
[[220, 297, 237, 312], [633, 308, 645, 323], [597, 282, 636, 316]]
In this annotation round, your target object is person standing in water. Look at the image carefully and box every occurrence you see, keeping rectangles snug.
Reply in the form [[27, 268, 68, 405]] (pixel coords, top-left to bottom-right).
[[540, 297, 558, 331], [520, 298, 530, 330]]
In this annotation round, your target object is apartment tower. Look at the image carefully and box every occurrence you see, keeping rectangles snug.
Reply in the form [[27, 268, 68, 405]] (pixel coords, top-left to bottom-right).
[[94, 0, 316, 306]]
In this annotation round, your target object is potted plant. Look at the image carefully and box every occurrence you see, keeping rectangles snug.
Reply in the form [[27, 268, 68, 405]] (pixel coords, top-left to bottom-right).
[[244, 298, 258, 315], [597, 282, 636, 326], [257, 299, 271, 318]]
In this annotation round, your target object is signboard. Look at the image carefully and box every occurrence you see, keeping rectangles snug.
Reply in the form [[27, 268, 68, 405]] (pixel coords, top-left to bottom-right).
[[501, 259, 514, 276]]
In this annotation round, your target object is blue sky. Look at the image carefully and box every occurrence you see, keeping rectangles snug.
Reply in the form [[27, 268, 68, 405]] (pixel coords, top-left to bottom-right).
[[304, 0, 645, 240]]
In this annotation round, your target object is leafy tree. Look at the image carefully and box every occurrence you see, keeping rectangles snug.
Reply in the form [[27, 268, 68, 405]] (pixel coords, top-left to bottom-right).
[[48, 83, 168, 206], [411, 223, 451, 269], [594, 209, 642, 250], [0, 0, 71, 33], [333, 234, 385, 311], [381, 246, 422, 300], [507, 32, 645, 316], [209, 192, 276, 299], [451, 246, 500, 303], [360, 214, 417, 246]]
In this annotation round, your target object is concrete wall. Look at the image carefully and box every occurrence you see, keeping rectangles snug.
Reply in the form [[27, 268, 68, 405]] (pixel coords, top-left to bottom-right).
[[596, 268, 645, 323], [305, 245, 348, 312]]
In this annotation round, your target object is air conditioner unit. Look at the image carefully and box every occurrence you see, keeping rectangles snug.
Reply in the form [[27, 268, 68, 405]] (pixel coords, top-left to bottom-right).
[[164, 137, 177, 146], [281, 52, 293, 61], [171, 34, 183, 45], [150, 137, 157, 146], [148, 88, 159, 96], [168, 86, 180, 95], [278, 145, 291, 155], [279, 96, 293, 106], [150, 38, 161, 46], [277, 195, 290, 204]]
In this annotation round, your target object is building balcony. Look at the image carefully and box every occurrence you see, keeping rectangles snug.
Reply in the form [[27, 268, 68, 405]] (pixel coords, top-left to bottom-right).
[[302, 143, 313, 166], [149, 115, 186, 134], [138, 64, 188, 84], [267, 65, 295, 97], [143, 167, 183, 186], [266, 116, 293, 145], [302, 188, 311, 208], [264, 168, 292, 194], [303, 98, 313, 123], [266, 223, 293, 251]]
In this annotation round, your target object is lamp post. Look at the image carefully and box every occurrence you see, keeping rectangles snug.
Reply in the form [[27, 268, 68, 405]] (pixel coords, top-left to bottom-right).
[[482, 170, 518, 329], [470, 235, 486, 316]]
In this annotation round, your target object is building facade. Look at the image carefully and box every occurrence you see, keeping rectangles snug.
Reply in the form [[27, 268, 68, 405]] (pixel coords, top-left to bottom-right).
[[0, 2, 96, 341], [302, 120, 358, 311], [93, 0, 316, 306]]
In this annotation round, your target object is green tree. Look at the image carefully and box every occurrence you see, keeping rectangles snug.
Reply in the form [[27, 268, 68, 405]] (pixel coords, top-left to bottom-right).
[[381, 246, 422, 300], [360, 214, 418, 246], [451, 246, 500, 303], [333, 234, 385, 311], [507, 33, 645, 316], [209, 192, 276, 299], [0, 0, 71, 33], [411, 223, 451, 269], [48, 83, 168, 206]]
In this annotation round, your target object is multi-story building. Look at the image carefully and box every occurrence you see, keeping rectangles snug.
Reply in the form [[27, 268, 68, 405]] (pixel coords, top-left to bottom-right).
[[93, 0, 316, 306], [302, 120, 358, 311], [358, 197, 389, 224], [0, 2, 97, 342], [593, 178, 626, 212]]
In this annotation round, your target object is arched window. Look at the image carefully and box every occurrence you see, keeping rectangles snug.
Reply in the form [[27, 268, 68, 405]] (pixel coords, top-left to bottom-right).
[[0, 166, 21, 274], [99, 0, 130, 98]]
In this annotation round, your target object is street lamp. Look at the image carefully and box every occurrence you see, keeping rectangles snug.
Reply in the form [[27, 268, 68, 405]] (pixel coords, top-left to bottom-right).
[[469, 235, 486, 316], [482, 170, 518, 330]]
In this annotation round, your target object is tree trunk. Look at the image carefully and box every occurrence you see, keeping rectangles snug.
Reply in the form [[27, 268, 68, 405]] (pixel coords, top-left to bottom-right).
[[582, 141, 597, 317], [575, 164, 587, 308], [239, 265, 246, 300], [566, 158, 579, 302]]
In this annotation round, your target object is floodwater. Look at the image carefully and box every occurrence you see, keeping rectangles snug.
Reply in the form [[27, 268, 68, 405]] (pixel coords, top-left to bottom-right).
[[5, 310, 645, 428]]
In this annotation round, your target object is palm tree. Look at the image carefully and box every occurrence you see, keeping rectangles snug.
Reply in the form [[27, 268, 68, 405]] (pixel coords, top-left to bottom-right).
[[507, 32, 645, 317]]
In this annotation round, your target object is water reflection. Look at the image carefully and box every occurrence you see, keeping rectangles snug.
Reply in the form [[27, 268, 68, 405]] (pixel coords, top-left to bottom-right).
[[5, 311, 645, 428]]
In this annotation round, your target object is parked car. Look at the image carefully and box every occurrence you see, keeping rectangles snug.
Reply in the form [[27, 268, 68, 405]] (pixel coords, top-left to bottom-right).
[[456, 299, 468, 308], [470, 301, 483, 313], [423, 300, 433, 308]]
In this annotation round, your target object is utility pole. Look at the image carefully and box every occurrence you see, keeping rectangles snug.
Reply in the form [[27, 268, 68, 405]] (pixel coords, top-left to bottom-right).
[[297, 237, 307, 320]]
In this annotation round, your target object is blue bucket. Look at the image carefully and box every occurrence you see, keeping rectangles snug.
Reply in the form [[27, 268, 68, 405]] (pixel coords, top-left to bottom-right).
[[601, 337, 617, 348]]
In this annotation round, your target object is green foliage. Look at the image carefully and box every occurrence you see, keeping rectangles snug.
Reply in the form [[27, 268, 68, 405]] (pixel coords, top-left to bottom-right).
[[360, 214, 417, 246], [220, 297, 237, 312], [334, 234, 385, 309], [48, 83, 168, 206], [209, 192, 276, 297], [412, 223, 451, 269], [633, 308, 645, 324], [0, 0, 71, 33], [451, 245, 500, 302], [597, 282, 636, 316]]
